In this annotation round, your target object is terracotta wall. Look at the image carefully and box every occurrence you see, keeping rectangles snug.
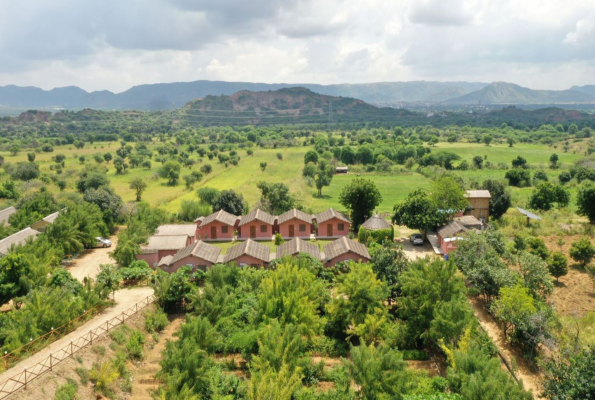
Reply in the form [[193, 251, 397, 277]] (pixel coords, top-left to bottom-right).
[[317, 218, 350, 238], [227, 254, 268, 267], [278, 219, 313, 239], [239, 222, 273, 239], [169, 255, 214, 273], [197, 221, 235, 241], [438, 235, 458, 255], [136, 249, 178, 267], [325, 251, 369, 267]]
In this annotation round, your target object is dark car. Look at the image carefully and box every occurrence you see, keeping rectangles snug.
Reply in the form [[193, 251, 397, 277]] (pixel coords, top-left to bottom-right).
[[410, 233, 424, 246]]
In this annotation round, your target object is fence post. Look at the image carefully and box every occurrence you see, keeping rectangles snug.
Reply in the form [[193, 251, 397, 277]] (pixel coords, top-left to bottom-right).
[[70, 341, 73, 356], [23, 368, 27, 390], [49, 352, 53, 371], [89, 331, 93, 346]]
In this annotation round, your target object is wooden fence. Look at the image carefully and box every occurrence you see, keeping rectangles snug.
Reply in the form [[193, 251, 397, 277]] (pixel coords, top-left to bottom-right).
[[0, 295, 155, 399]]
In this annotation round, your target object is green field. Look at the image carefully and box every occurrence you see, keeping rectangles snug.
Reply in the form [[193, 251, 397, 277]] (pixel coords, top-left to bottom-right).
[[0, 139, 584, 217]]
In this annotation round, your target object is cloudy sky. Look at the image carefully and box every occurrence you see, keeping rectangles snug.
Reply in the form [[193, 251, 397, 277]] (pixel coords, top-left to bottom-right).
[[1, 0, 594, 92]]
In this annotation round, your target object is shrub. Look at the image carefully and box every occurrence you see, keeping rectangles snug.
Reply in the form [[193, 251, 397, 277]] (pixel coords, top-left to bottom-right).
[[54, 379, 78, 400], [90, 361, 119, 392], [120, 260, 153, 285], [569, 237, 595, 267], [126, 330, 146, 360], [358, 226, 394, 245], [505, 168, 531, 187], [548, 252, 568, 282], [145, 308, 170, 333]]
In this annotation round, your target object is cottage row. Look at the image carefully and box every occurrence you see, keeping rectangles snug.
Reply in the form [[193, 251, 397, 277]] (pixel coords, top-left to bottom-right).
[[195, 207, 351, 241], [0, 206, 61, 257], [138, 236, 370, 272]]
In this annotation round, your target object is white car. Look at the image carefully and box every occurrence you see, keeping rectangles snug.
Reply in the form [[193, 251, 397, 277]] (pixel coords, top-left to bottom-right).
[[95, 237, 112, 248], [410, 233, 424, 246]]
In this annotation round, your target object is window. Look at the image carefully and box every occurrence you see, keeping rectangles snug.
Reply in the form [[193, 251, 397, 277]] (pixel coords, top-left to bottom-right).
[[260, 225, 267, 233], [299, 224, 306, 232], [338, 223, 345, 231], [221, 226, 229, 234]]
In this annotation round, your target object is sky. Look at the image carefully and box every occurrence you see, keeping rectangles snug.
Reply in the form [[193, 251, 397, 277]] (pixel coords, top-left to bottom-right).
[[1, 0, 594, 92]]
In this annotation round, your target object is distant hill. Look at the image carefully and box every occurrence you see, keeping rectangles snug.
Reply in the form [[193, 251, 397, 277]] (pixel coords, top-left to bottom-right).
[[179, 87, 418, 125], [0, 80, 488, 111], [570, 85, 595, 97], [447, 82, 595, 104]]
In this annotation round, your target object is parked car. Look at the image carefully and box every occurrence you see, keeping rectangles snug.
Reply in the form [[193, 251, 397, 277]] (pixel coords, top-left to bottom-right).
[[95, 237, 112, 248], [410, 233, 424, 246]]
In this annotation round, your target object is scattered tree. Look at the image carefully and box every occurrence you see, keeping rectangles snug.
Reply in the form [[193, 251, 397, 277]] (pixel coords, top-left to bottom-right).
[[339, 178, 383, 229], [569, 237, 595, 267], [130, 178, 147, 202]]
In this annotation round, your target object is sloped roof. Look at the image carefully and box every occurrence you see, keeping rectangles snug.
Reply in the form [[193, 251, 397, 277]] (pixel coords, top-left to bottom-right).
[[276, 238, 321, 259], [170, 240, 221, 264], [438, 221, 468, 239], [323, 237, 370, 261], [155, 224, 196, 237], [0, 206, 16, 226], [361, 214, 392, 230], [239, 209, 275, 226], [465, 190, 491, 199], [453, 215, 483, 227], [315, 208, 351, 224], [199, 209, 239, 227], [0, 228, 40, 256], [157, 255, 174, 267], [141, 235, 188, 253], [43, 211, 61, 224], [224, 239, 270, 263], [277, 208, 313, 225]]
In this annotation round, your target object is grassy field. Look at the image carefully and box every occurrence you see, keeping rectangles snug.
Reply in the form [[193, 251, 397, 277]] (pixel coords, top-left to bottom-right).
[[0, 138, 585, 217]]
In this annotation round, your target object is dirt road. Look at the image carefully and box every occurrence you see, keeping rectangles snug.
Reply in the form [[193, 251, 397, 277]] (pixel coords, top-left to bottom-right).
[[0, 286, 154, 385], [66, 234, 118, 282], [469, 296, 541, 398]]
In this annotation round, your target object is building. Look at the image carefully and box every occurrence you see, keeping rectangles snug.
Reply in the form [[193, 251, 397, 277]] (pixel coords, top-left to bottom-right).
[[137, 235, 189, 267], [276, 237, 321, 260], [0, 206, 17, 226], [314, 208, 351, 239], [196, 210, 239, 241], [223, 239, 271, 266], [361, 214, 392, 231], [154, 224, 197, 246], [0, 228, 40, 257], [465, 190, 491, 222], [335, 166, 349, 174], [157, 255, 174, 268], [31, 210, 61, 232], [166, 240, 222, 272], [437, 221, 468, 256], [239, 209, 275, 240], [277, 209, 314, 239], [323, 237, 370, 267], [453, 215, 484, 230]]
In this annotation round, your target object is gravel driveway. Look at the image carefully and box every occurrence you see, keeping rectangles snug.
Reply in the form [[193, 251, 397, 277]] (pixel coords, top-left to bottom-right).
[[66, 234, 118, 282]]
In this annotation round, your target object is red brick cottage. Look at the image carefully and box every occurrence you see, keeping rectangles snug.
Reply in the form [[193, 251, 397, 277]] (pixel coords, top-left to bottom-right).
[[277, 209, 314, 239], [314, 208, 351, 239], [239, 209, 275, 240], [223, 239, 271, 267], [165, 240, 222, 272], [323, 237, 370, 267], [196, 210, 239, 241]]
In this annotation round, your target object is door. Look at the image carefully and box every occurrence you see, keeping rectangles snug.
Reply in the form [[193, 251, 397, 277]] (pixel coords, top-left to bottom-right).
[[289, 224, 295, 237], [210, 226, 217, 240], [250, 226, 256, 238], [327, 223, 333, 237]]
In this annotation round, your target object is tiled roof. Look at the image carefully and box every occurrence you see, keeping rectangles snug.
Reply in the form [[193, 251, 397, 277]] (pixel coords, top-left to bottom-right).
[[239, 209, 275, 226], [157, 255, 174, 267], [224, 239, 270, 263], [0, 206, 16, 226], [438, 221, 468, 239], [141, 235, 188, 253], [43, 211, 61, 224], [465, 190, 491, 199], [361, 214, 392, 230], [0, 228, 40, 256], [170, 240, 221, 264], [199, 209, 239, 227], [276, 238, 321, 259], [315, 208, 351, 224], [323, 237, 370, 261], [155, 224, 196, 237], [453, 215, 483, 227], [277, 208, 313, 225]]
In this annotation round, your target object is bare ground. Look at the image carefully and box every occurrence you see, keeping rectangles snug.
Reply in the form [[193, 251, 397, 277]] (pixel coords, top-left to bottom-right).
[[0, 286, 154, 386], [129, 315, 184, 400], [66, 233, 118, 282], [469, 296, 541, 398], [396, 237, 435, 261]]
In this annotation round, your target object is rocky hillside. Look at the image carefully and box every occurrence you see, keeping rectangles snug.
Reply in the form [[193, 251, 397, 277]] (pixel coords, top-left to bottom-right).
[[447, 82, 595, 104]]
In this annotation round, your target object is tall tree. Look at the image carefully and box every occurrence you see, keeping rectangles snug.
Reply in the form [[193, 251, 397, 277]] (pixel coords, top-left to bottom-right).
[[431, 176, 469, 212], [212, 189, 245, 215], [577, 184, 595, 224], [339, 178, 383, 229], [480, 179, 512, 220], [313, 159, 334, 197], [129, 178, 147, 201], [256, 182, 297, 215], [392, 189, 443, 233]]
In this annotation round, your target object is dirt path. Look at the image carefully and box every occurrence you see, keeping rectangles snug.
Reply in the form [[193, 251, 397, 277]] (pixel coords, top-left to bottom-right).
[[0, 286, 153, 385], [66, 233, 118, 282], [130, 315, 184, 399], [469, 296, 541, 398]]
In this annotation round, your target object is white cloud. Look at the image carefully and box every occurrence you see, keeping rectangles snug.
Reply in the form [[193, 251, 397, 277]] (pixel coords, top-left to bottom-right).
[[0, 0, 594, 91]]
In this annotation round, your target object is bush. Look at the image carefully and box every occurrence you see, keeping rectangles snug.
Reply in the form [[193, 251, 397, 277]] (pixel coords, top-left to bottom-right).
[[178, 200, 210, 222], [505, 168, 531, 187], [569, 237, 595, 267], [10, 162, 40, 181], [126, 330, 146, 360], [358, 226, 394, 245], [54, 379, 78, 400], [145, 308, 170, 333], [120, 260, 152, 285], [90, 361, 119, 392]]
